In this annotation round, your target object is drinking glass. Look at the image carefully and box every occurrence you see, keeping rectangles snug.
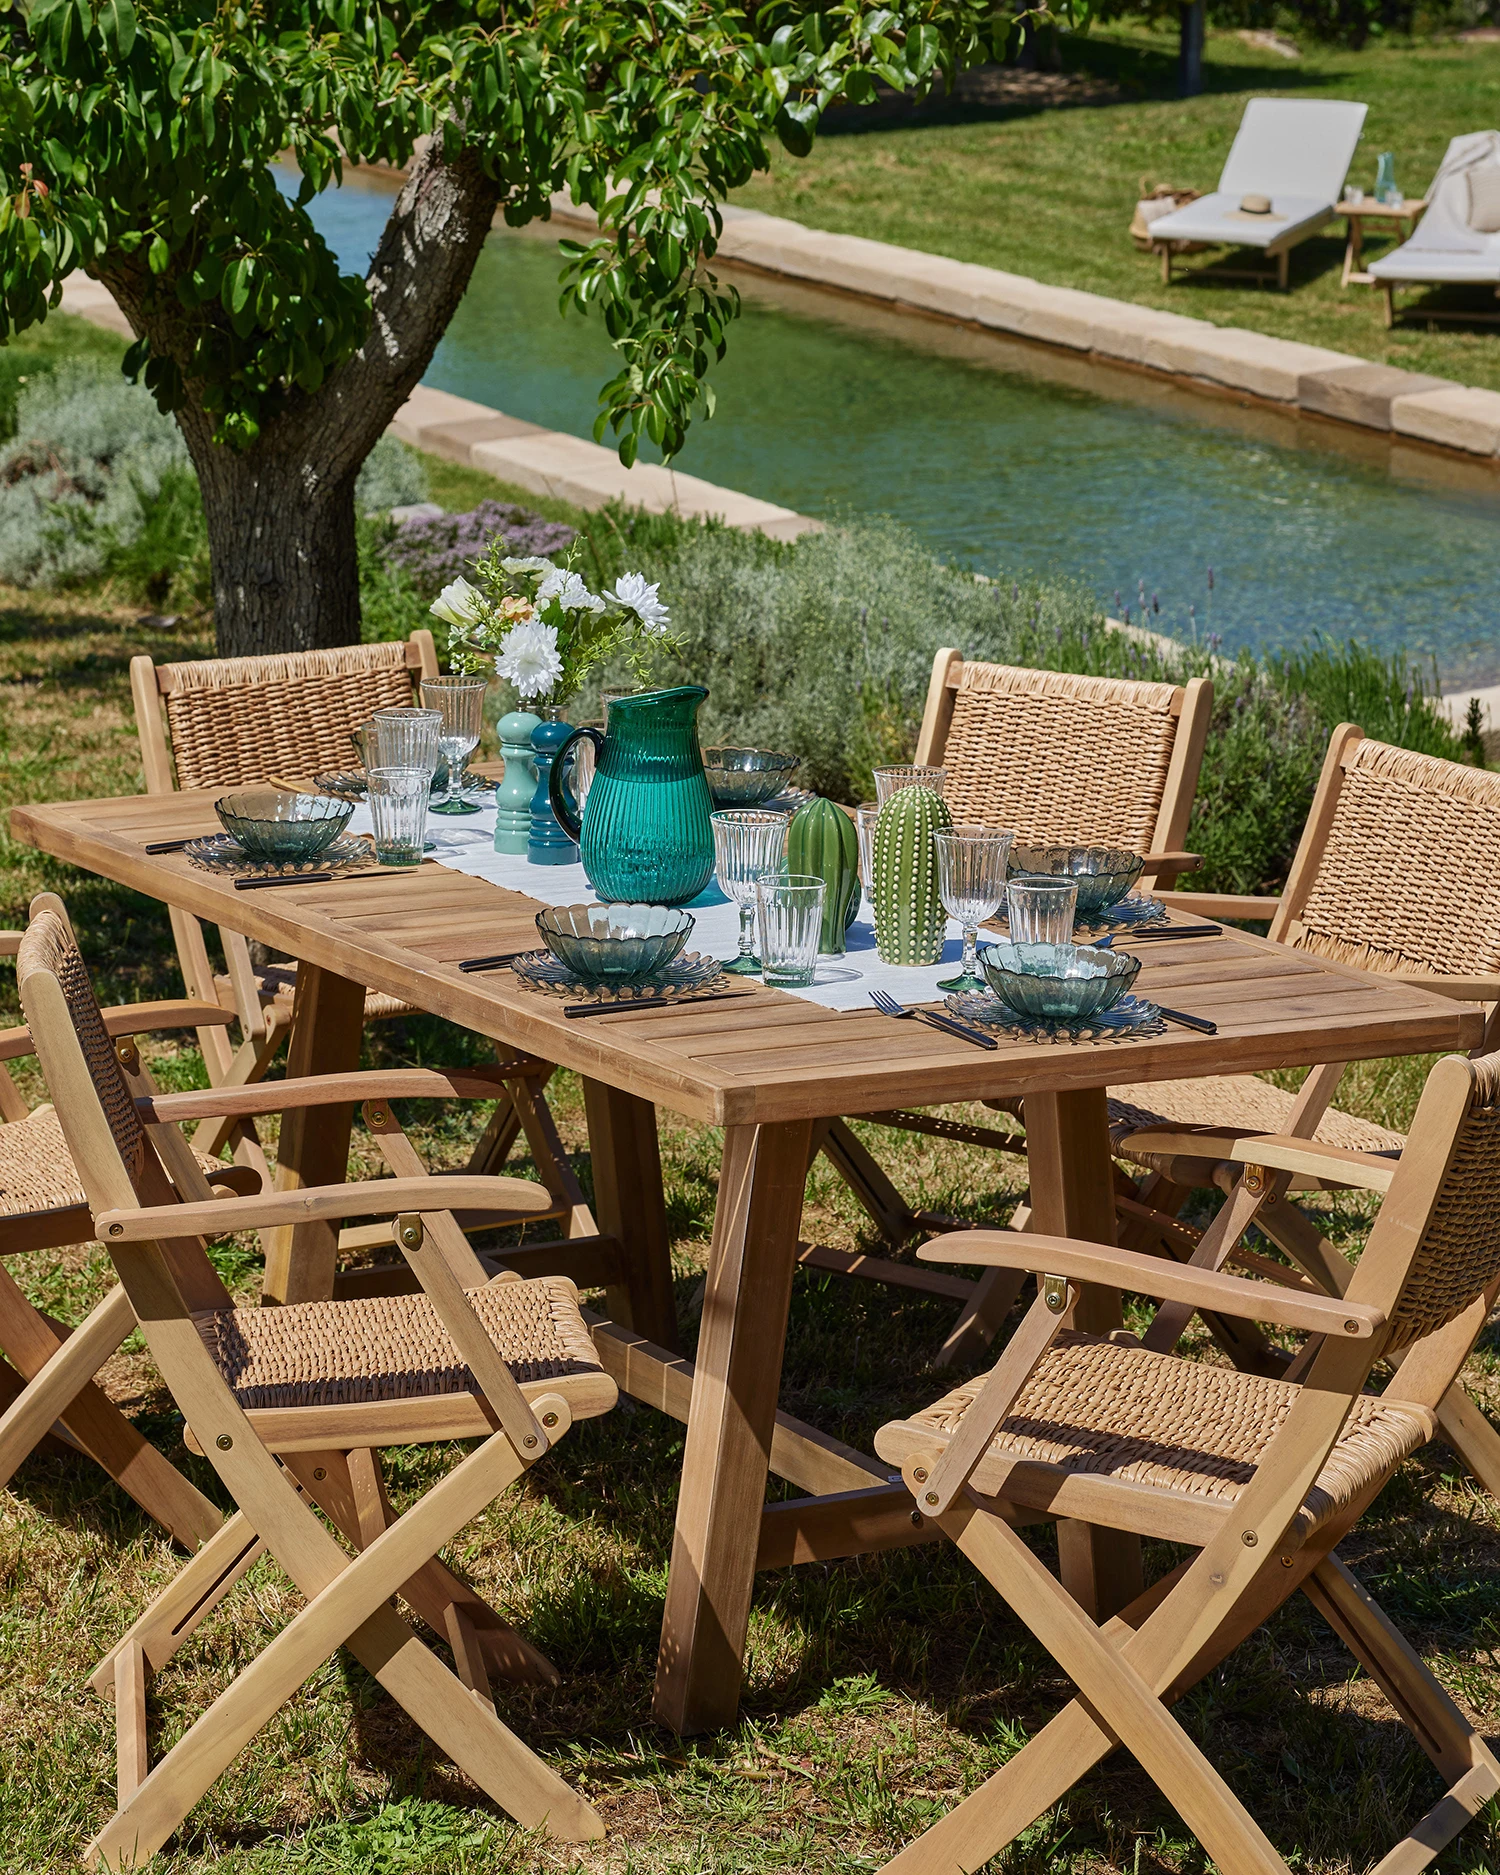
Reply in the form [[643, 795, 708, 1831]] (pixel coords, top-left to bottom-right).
[[712, 809, 788, 974], [367, 766, 430, 868], [1007, 876, 1078, 962], [369, 707, 442, 776], [874, 764, 947, 806], [421, 677, 486, 815], [855, 801, 879, 905], [755, 872, 826, 989], [935, 826, 1014, 992]]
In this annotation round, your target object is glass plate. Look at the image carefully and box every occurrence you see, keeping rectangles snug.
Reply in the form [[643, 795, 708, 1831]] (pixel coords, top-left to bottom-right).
[[185, 832, 378, 877], [988, 892, 1168, 943], [314, 770, 367, 799], [943, 989, 1166, 1044], [762, 786, 813, 815], [511, 949, 726, 1002]]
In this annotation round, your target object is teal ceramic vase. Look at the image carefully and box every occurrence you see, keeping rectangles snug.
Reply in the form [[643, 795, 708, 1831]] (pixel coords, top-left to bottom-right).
[[528, 709, 578, 865], [550, 685, 715, 905], [494, 709, 540, 857]]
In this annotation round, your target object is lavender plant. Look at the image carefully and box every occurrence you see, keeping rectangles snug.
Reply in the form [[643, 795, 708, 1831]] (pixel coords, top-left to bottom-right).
[[388, 501, 576, 591]]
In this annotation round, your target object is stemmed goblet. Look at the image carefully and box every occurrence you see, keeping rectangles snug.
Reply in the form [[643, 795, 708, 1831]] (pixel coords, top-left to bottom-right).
[[935, 825, 1013, 992], [711, 809, 788, 975], [421, 677, 487, 815]]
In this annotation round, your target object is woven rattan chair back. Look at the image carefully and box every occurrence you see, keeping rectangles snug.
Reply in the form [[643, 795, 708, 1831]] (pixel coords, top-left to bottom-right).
[[913, 653, 1211, 854], [1284, 735, 1500, 979], [135, 636, 438, 794]]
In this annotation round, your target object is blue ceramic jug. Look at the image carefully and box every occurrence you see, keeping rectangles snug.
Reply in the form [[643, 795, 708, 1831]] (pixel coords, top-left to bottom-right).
[[549, 686, 715, 906]]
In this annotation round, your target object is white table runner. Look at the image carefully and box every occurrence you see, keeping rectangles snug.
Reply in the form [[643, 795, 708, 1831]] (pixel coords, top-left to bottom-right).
[[347, 798, 989, 1014]]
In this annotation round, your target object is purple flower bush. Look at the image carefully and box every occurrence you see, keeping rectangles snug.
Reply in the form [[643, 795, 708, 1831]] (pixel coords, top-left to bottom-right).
[[385, 501, 575, 591]]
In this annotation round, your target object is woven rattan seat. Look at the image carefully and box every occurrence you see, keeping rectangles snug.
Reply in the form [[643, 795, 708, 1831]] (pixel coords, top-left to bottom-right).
[[1106, 1075, 1406, 1157], [195, 1274, 604, 1411], [875, 1330, 1432, 1534], [0, 1105, 231, 1222]]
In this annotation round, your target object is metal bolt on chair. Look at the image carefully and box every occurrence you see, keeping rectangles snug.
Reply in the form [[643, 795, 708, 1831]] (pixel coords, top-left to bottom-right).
[[874, 1041, 1500, 1875], [18, 906, 617, 1869]]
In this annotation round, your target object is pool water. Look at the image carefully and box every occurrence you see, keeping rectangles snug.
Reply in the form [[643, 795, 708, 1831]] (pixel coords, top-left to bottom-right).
[[294, 169, 1500, 688]]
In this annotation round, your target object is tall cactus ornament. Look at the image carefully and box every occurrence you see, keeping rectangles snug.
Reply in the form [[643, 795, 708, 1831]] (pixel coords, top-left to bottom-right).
[[872, 786, 953, 965]]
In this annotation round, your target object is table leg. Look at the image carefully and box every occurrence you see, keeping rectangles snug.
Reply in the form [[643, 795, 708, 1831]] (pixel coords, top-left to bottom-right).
[[581, 1080, 680, 1354], [654, 1118, 814, 1735], [262, 964, 366, 1304], [1023, 1088, 1143, 1621], [1342, 212, 1363, 287]]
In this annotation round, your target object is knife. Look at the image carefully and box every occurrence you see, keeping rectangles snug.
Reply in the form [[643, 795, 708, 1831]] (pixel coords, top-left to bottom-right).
[[1156, 1004, 1218, 1034]]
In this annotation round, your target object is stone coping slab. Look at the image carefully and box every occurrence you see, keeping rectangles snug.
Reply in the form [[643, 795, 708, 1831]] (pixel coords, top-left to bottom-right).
[[547, 194, 1500, 458]]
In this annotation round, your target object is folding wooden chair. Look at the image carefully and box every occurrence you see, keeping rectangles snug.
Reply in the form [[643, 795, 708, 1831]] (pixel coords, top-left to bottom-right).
[[131, 638, 595, 1273], [874, 1042, 1500, 1875], [807, 650, 1213, 1341], [17, 907, 617, 1869], [0, 894, 258, 1549], [1097, 728, 1500, 1498]]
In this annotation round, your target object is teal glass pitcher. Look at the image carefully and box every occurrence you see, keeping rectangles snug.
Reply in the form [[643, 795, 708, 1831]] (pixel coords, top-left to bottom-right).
[[549, 686, 715, 905]]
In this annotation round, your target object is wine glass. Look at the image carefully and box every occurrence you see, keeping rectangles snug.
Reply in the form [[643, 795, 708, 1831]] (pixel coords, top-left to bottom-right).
[[711, 810, 788, 974], [854, 801, 879, 907], [935, 826, 1013, 992], [421, 677, 487, 815]]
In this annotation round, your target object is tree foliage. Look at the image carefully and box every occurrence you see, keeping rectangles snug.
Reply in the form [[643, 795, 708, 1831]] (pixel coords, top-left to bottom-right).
[[0, 0, 1072, 467]]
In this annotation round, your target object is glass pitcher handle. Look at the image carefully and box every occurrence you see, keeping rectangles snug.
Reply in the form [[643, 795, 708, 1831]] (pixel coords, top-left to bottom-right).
[[548, 725, 605, 843]]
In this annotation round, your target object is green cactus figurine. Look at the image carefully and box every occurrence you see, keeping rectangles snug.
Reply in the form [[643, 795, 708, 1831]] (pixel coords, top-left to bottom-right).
[[787, 797, 861, 955], [872, 786, 952, 965]]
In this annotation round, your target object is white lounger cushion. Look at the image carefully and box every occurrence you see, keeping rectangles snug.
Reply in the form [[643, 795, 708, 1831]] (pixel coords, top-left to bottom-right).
[[1369, 129, 1500, 285], [1150, 191, 1333, 251], [1150, 97, 1368, 252]]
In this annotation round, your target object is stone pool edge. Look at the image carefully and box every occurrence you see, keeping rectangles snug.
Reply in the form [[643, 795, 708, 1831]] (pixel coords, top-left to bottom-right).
[[53, 276, 823, 542], [544, 195, 1500, 462]]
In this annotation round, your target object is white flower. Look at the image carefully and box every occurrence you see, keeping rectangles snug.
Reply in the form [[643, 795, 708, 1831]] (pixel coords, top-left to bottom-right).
[[536, 565, 606, 613], [606, 570, 671, 636], [494, 617, 564, 701], [429, 576, 487, 629], [501, 555, 557, 577]]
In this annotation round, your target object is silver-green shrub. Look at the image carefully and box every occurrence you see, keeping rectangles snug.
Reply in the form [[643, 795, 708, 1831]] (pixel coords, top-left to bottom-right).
[[0, 362, 428, 588]]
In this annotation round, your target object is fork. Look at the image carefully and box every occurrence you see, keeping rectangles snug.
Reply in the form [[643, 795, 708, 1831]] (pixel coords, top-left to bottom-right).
[[869, 988, 998, 1050]]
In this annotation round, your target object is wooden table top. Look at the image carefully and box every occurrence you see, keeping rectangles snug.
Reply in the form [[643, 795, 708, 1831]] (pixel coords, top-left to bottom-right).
[[13, 789, 1484, 1127], [1338, 198, 1428, 221]]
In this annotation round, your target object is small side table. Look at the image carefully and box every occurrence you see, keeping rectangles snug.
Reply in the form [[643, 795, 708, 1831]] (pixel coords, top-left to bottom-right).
[[1339, 197, 1428, 287]]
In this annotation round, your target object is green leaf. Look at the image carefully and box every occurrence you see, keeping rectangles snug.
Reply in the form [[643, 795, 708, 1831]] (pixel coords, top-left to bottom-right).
[[148, 232, 170, 273]]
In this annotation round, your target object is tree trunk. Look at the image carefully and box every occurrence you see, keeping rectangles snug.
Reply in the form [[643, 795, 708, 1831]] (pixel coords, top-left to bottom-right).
[[99, 139, 505, 658]]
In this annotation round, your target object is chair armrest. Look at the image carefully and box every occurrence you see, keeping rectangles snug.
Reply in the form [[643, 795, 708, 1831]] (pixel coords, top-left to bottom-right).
[[1387, 973, 1500, 1002], [1154, 891, 1281, 920], [205, 1165, 263, 1196], [0, 930, 22, 959], [97, 1172, 555, 1243], [917, 1229, 1385, 1338], [1120, 1128, 1398, 1193], [0, 1001, 238, 1063], [135, 1064, 533, 1124], [1140, 851, 1202, 873]]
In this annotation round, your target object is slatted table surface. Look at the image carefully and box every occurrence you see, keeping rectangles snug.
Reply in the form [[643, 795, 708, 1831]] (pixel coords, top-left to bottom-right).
[[11, 790, 1480, 1124], [12, 788, 1485, 1736]]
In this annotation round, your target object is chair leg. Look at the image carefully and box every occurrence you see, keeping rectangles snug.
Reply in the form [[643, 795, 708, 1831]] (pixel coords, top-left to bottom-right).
[[284, 1449, 561, 1688], [190, 1025, 283, 1172], [819, 1118, 922, 1244], [0, 1269, 221, 1548], [945, 1501, 1292, 1875], [90, 1513, 266, 1694], [935, 1266, 1028, 1368], [87, 1431, 601, 1869]]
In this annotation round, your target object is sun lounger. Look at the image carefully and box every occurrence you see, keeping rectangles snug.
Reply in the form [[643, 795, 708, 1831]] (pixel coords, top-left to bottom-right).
[[1149, 97, 1369, 289], [1369, 130, 1500, 325]]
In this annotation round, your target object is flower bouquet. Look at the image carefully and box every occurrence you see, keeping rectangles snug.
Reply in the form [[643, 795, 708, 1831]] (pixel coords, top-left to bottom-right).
[[429, 542, 673, 706]]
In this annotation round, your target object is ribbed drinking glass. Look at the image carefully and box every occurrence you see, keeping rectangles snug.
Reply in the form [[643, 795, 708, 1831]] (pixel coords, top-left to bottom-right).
[[855, 801, 879, 906], [755, 872, 826, 989], [712, 809, 788, 974], [369, 707, 442, 776], [1006, 876, 1078, 963], [421, 678, 486, 815], [367, 766, 430, 868], [874, 764, 947, 806], [935, 826, 1014, 992]]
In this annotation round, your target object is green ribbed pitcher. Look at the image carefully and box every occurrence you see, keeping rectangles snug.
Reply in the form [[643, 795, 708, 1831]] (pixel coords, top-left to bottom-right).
[[549, 686, 715, 906]]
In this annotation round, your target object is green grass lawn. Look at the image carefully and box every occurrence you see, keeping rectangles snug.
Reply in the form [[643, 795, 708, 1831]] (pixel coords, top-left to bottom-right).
[[732, 23, 1500, 390]]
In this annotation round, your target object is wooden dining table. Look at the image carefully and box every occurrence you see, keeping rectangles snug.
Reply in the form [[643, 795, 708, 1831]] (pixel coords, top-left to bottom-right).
[[12, 786, 1485, 1736]]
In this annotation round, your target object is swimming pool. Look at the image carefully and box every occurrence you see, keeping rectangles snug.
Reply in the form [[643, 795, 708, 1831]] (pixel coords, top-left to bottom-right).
[[292, 168, 1500, 688]]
